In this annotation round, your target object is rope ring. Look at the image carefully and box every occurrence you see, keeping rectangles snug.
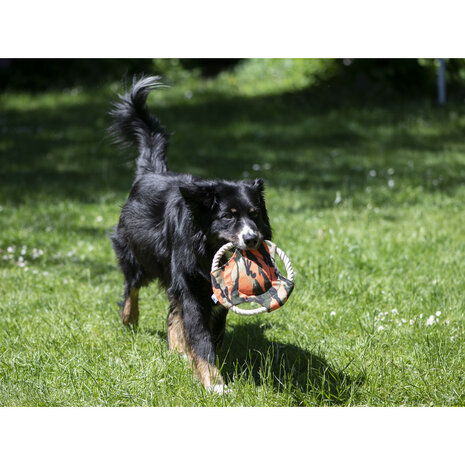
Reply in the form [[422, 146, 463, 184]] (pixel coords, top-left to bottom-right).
[[211, 241, 294, 316]]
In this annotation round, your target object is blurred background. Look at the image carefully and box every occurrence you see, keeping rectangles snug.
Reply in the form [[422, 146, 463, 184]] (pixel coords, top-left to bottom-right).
[[1, 58, 465, 204], [2, 58, 465, 99], [2, 58, 465, 98]]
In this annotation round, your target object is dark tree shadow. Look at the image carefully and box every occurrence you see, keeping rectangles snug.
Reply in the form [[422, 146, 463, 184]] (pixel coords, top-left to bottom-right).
[[2, 84, 464, 207], [219, 321, 363, 406]]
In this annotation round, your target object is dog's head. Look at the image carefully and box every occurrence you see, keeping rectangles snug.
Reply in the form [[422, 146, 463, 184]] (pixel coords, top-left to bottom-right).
[[180, 178, 272, 250]]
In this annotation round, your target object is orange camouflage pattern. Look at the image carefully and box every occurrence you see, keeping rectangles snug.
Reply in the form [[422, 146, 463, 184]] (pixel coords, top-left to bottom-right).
[[211, 241, 294, 312]]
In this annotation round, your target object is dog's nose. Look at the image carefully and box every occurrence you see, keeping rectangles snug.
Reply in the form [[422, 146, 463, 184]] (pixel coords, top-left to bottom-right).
[[243, 232, 259, 249]]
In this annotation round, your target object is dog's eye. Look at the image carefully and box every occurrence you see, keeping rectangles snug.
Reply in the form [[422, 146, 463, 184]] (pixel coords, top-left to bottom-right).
[[249, 209, 258, 218], [223, 212, 234, 220]]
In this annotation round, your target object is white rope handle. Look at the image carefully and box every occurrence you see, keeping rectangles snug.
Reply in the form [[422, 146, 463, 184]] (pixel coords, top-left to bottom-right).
[[211, 241, 294, 316]]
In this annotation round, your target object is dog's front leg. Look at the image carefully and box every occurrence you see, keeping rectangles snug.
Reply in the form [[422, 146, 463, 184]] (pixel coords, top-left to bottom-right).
[[178, 294, 225, 392]]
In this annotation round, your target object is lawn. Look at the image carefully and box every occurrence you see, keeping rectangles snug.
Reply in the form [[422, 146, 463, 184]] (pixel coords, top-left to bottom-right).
[[1, 61, 465, 406]]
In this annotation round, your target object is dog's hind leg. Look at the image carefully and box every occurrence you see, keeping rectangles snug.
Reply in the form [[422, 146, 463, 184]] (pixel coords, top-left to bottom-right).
[[121, 284, 140, 326], [167, 301, 190, 355], [112, 236, 145, 326]]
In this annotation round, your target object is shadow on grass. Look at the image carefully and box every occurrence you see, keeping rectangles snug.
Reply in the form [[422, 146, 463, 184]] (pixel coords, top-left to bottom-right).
[[220, 321, 362, 406], [135, 317, 360, 405], [2, 85, 465, 206]]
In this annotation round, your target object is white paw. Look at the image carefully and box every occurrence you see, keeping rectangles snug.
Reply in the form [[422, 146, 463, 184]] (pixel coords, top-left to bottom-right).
[[206, 384, 231, 395]]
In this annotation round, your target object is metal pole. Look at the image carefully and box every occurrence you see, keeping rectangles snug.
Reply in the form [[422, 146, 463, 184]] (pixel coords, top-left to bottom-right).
[[438, 59, 446, 105]]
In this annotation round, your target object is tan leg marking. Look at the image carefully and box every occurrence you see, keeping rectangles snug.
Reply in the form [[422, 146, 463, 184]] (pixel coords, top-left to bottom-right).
[[167, 305, 224, 388], [193, 357, 224, 388], [167, 308, 190, 355], [122, 288, 139, 326]]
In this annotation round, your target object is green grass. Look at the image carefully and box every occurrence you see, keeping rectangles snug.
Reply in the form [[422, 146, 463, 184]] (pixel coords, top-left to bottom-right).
[[1, 60, 465, 406]]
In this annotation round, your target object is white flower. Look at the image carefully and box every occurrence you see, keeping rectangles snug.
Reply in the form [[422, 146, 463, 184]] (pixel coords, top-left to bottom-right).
[[369, 170, 377, 177], [252, 164, 261, 171], [450, 336, 455, 342], [96, 216, 103, 222], [391, 309, 399, 315], [409, 320, 414, 325], [330, 311, 336, 317], [388, 179, 395, 188], [446, 320, 450, 326], [387, 168, 395, 175], [426, 315, 436, 326], [401, 318, 407, 324], [435, 311, 441, 317], [7, 246, 14, 253], [377, 326, 385, 331], [419, 314, 423, 319]]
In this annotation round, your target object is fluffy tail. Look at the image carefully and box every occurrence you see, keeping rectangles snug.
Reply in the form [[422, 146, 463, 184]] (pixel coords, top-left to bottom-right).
[[109, 75, 169, 175]]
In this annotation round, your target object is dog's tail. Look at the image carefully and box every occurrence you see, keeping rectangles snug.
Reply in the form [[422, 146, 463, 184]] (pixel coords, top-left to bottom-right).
[[109, 75, 169, 175]]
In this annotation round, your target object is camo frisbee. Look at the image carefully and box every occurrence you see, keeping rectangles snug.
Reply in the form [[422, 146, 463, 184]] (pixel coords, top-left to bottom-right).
[[210, 240, 295, 316]]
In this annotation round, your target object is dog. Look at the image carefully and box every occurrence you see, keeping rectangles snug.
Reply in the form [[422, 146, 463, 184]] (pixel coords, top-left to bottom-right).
[[109, 76, 272, 392]]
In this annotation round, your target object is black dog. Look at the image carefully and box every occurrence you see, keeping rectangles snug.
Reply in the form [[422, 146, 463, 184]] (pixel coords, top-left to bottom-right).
[[109, 76, 272, 392]]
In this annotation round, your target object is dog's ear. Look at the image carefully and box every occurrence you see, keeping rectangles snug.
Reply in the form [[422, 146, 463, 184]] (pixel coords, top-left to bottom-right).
[[246, 178, 271, 240], [179, 184, 216, 212], [245, 178, 265, 191], [253, 177, 264, 191]]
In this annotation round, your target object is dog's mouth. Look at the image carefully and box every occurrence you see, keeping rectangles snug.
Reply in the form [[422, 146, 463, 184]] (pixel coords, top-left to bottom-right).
[[216, 232, 263, 251], [235, 239, 262, 250]]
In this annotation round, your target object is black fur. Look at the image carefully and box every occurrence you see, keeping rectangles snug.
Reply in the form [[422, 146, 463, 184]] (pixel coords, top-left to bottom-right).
[[109, 76, 272, 374]]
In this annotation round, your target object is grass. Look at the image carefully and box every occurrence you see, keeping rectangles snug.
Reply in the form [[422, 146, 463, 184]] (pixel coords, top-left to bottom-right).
[[1, 60, 465, 406]]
